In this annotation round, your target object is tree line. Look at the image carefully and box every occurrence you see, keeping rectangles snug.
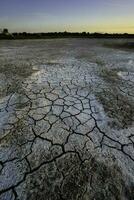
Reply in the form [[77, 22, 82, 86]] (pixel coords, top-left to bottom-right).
[[0, 29, 134, 39]]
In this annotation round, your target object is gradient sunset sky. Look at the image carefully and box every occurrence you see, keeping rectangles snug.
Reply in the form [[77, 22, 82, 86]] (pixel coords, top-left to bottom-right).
[[0, 0, 134, 33]]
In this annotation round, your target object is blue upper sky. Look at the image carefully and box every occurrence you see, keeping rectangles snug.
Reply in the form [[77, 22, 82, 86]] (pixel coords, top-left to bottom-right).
[[0, 0, 134, 33]]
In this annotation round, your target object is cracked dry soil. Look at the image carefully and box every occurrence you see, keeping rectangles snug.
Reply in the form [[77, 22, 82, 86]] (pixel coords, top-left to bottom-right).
[[0, 39, 134, 200]]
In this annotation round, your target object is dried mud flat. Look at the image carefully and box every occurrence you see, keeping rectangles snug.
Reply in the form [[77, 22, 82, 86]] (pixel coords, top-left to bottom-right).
[[0, 39, 134, 200]]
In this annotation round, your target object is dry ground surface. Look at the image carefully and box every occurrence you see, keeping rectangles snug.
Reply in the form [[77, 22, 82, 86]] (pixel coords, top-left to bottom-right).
[[0, 39, 134, 200]]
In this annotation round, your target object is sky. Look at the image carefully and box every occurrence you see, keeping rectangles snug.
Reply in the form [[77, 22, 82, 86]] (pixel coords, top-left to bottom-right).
[[0, 0, 134, 33]]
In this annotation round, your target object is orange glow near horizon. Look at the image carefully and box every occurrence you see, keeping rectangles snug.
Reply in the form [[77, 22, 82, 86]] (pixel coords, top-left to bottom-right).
[[0, 0, 134, 34]]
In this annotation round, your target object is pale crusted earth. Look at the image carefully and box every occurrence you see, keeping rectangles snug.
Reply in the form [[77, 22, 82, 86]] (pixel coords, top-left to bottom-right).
[[0, 39, 134, 200]]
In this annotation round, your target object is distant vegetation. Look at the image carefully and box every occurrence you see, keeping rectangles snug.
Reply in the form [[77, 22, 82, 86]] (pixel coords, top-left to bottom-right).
[[0, 28, 134, 39]]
